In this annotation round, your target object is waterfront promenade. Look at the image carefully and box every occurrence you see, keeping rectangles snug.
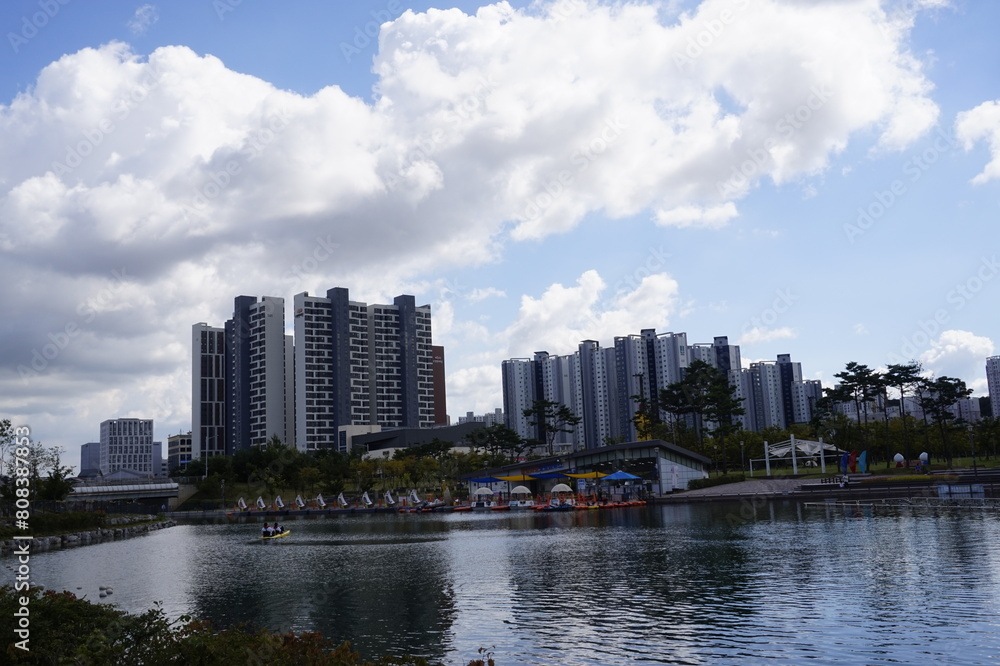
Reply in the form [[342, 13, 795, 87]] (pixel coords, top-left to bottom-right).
[[164, 469, 1000, 520], [662, 469, 1000, 503]]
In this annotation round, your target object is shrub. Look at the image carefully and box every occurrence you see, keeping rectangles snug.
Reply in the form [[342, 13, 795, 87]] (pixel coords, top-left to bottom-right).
[[686, 474, 745, 491], [0, 586, 488, 665]]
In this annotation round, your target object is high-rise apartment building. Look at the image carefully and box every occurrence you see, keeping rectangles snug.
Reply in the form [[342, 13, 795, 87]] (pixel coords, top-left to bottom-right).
[[244, 296, 293, 447], [99, 418, 155, 476], [987, 356, 1000, 420], [613, 334, 649, 443], [194, 289, 437, 456], [293, 288, 436, 452], [791, 379, 823, 425], [192, 296, 293, 457], [747, 361, 785, 430], [503, 330, 759, 452], [192, 323, 226, 460], [502, 358, 536, 439], [431, 345, 448, 425], [504, 333, 825, 451], [744, 354, 818, 430]]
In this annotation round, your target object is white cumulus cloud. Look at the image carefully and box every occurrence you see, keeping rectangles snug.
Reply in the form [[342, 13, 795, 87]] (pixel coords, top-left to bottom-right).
[[0, 0, 950, 464], [956, 99, 1000, 184], [738, 326, 797, 346], [919, 330, 995, 386]]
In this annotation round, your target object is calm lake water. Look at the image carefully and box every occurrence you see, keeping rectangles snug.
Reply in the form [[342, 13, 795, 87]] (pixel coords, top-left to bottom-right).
[[22, 501, 1000, 665]]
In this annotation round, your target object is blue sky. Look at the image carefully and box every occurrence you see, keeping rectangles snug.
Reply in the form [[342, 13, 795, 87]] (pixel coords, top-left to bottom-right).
[[1, 0, 998, 473]]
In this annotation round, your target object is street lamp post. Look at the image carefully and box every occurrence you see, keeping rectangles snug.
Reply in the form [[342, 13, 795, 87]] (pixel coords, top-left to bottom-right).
[[969, 425, 978, 478], [740, 441, 745, 477]]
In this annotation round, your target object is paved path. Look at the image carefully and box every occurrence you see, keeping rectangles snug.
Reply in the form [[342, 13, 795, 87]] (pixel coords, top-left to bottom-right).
[[667, 478, 803, 500]]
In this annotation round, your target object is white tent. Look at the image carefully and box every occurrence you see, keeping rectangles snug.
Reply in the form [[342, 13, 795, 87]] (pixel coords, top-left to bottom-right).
[[510, 485, 531, 495], [473, 487, 495, 496], [767, 439, 843, 458], [550, 483, 572, 493], [758, 436, 845, 475]]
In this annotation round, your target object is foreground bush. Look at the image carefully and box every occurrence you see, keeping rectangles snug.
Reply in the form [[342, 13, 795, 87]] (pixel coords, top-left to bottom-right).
[[1, 586, 493, 665]]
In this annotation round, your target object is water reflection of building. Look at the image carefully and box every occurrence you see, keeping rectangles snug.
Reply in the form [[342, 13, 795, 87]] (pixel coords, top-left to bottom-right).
[[188, 531, 456, 664]]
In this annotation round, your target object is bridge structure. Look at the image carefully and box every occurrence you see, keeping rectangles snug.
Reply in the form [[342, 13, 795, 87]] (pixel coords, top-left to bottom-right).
[[68, 479, 179, 504]]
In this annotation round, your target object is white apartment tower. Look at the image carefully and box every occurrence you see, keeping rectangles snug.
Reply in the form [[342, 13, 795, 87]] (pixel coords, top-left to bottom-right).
[[246, 296, 293, 447], [293, 288, 435, 452], [502, 358, 536, 438], [988, 356, 1000, 419], [192, 323, 226, 460], [99, 418, 155, 476]]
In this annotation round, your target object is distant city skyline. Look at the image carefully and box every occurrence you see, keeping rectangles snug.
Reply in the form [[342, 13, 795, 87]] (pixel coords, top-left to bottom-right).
[[1, 1, 998, 475], [193, 289, 438, 459]]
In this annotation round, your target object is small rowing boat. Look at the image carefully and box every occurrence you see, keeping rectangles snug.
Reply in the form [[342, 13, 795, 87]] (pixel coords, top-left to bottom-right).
[[260, 530, 290, 540]]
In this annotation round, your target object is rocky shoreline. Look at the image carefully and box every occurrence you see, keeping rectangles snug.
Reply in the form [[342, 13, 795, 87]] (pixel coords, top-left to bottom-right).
[[1, 514, 176, 556]]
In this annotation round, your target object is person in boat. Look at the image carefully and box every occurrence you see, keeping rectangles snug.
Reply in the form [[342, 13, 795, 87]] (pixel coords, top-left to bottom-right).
[[262, 522, 272, 537], [274, 523, 283, 535]]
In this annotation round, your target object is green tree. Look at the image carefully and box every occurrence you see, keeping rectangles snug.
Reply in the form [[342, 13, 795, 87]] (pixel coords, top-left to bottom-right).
[[918, 375, 972, 466], [703, 369, 746, 472], [465, 423, 527, 466], [523, 399, 582, 456], [393, 437, 453, 461], [659, 360, 732, 454], [831, 361, 878, 448], [1, 439, 76, 502], [630, 376, 659, 441], [0, 418, 15, 476], [884, 361, 922, 464], [37, 451, 77, 500]]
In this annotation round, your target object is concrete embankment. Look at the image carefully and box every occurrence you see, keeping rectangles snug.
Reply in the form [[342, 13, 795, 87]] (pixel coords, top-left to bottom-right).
[[659, 474, 999, 503], [1, 514, 176, 556]]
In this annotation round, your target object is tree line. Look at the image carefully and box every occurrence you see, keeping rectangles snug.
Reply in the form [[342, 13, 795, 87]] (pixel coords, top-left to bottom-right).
[[814, 360, 980, 468]]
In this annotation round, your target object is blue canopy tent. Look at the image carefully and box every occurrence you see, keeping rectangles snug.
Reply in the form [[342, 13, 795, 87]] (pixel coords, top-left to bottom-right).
[[602, 470, 641, 481], [599, 470, 642, 501]]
